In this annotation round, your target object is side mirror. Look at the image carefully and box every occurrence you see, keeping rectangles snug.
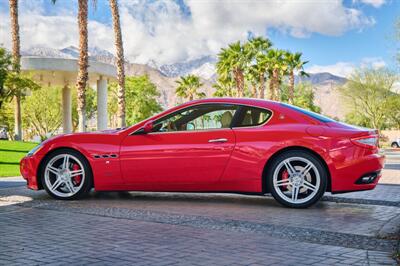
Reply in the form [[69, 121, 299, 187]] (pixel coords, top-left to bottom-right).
[[142, 121, 154, 134]]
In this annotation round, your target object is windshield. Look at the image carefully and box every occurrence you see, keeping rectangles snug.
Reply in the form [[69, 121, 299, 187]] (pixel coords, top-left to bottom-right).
[[280, 103, 336, 123]]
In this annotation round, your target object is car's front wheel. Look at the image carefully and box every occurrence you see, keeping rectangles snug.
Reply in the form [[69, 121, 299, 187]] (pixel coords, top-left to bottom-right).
[[41, 149, 92, 200], [267, 150, 327, 208]]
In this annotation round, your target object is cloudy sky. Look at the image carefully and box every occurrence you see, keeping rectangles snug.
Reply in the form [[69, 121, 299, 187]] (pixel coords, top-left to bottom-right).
[[0, 0, 398, 77]]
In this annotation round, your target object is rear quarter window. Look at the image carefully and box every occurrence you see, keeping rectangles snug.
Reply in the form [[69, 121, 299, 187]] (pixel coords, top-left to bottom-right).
[[235, 106, 272, 127], [280, 103, 335, 123]]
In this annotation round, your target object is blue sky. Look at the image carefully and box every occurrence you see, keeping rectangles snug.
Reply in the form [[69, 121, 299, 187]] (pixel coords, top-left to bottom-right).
[[0, 0, 399, 77]]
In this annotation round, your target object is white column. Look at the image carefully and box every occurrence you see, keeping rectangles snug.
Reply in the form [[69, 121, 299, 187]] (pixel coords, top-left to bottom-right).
[[97, 77, 108, 130], [62, 85, 72, 133]]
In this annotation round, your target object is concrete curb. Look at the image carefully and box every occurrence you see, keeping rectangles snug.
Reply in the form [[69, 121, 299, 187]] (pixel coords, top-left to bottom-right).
[[322, 195, 399, 207]]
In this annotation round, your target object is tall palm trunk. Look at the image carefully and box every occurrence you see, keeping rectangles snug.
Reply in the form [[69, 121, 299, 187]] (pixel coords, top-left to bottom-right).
[[234, 68, 244, 97], [251, 84, 257, 98], [76, 0, 89, 132], [259, 73, 265, 99], [289, 70, 295, 104], [110, 0, 126, 128], [9, 0, 22, 140], [272, 68, 279, 101], [268, 76, 274, 100]]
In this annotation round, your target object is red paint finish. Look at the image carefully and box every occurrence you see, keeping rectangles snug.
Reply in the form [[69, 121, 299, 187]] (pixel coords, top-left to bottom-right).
[[20, 98, 385, 195], [120, 129, 235, 184]]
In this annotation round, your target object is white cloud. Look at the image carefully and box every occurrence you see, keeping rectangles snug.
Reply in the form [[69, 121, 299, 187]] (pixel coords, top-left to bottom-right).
[[0, 0, 377, 64], [354, 0, 386, 8], [306, 57, 386, 77]]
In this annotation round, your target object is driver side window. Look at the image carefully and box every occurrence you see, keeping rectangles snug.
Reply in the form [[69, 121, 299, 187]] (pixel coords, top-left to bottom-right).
[[152, 104, 238, 133]]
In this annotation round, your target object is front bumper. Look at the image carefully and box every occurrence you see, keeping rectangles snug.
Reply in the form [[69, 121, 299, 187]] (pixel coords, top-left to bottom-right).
[[330, 153, 385, 193], [20, 155, 41, 190]]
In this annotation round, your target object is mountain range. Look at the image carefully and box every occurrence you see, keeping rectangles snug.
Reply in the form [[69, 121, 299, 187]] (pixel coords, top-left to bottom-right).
[[22, 46, 349, 119]]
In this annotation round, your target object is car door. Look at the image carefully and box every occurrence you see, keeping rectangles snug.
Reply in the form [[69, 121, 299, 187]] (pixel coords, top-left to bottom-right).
[[119, 104, 238, 184]]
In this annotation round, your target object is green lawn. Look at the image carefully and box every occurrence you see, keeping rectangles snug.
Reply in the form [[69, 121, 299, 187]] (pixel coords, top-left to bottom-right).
[[0, 140, 38, 177]]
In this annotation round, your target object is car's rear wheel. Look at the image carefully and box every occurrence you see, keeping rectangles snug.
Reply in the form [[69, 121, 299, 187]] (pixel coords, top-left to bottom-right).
[[267, 150, 327, 208], [391, 142, 399, 148], [41, 149, 92, 200]]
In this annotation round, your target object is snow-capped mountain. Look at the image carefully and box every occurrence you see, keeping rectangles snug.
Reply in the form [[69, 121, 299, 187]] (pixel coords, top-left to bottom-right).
[[21, 47, 75, 59], [190, 62, 217, 80], [22, 46, 117, 65], [158, 55, 216, 78], [296, 72, 347, 85]]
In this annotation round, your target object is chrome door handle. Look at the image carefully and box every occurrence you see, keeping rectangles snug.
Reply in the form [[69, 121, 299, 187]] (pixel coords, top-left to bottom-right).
[[208, 138, 228, 143]]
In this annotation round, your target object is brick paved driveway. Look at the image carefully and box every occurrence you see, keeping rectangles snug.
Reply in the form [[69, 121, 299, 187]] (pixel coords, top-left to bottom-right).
[[0, 179, 399, 266]]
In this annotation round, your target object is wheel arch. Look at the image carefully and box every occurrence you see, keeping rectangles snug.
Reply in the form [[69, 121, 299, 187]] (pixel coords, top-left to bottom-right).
[[36, 147, 93, 190], [261, 146, 332, 193]]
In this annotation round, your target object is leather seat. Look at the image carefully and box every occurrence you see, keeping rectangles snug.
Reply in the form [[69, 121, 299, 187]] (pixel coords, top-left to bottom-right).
[[220, 111, 233, 128]]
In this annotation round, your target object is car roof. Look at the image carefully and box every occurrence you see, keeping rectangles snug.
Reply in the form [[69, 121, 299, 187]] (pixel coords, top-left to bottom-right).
[[184, 98, 278, 108]]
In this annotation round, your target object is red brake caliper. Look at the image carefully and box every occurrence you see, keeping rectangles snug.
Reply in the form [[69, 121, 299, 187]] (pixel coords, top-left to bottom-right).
[[72, 164, 82, 185], [281, 169, 289, 190]]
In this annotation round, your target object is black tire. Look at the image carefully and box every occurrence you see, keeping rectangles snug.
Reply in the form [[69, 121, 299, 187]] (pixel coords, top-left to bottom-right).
[[40, 149, 93, 200], [267, 150, 327, 208], [391, 142, 399, 148]]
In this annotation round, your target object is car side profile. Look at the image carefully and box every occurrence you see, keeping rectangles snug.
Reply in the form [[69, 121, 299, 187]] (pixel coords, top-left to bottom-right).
[[20, 98, 385, 208]]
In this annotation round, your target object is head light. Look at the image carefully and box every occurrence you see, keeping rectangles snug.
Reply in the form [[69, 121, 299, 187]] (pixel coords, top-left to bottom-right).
[[27, 144, 43, 156]]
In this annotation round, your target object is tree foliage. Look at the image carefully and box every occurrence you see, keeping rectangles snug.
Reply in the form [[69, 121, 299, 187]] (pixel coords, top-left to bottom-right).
[[216, 41, 249, 97], [0, 100, 14, 136], [280, 82, 321, 113], [22, 87, 62, 141], [340, 68, 399, 130], [19, 86, 97, 140], [175, 75, 205, 101], [0, 47, 13, 108], [71, 87, 97, 131], [108, 75, 162, 127], [214, 36, 308, 104]]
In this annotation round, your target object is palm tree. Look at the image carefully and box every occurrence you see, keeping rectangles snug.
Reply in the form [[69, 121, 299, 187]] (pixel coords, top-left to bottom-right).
[[175, 75, 205, 101], [51, 0, 89, 132], [216, 41, 250, 97], [284, 51, 308, 104], [9, 0, 22, 140], [263, 49, 286, 101], [212, 78, 235, 97], [245, 37, 272, 99], [75, 0, 89, 132], [251, 53, 270, 99], [109, 0, 126, 128], [245, 66, 259, 98]]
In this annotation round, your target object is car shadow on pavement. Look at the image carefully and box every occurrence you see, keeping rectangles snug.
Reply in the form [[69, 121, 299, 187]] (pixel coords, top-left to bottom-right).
[[88, 190, 330, 209]]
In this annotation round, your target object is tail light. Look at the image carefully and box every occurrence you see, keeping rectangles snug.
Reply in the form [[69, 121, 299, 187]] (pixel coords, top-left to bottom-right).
[[351, 135, 378, 148]]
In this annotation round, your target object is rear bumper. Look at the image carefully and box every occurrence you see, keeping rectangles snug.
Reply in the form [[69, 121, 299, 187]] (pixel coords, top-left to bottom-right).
[[330, 153, 385, 193], [20, 155, 41, 190]]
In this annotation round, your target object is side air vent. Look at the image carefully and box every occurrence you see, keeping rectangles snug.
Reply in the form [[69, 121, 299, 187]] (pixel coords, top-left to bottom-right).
[[93, 154, 118, 159]]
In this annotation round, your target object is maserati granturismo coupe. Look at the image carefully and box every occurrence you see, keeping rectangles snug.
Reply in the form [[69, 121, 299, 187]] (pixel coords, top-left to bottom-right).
[[20, 98, 384, 208]]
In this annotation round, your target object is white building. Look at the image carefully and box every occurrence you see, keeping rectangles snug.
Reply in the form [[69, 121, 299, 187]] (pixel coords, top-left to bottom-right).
[[21, 56, 117, 133]]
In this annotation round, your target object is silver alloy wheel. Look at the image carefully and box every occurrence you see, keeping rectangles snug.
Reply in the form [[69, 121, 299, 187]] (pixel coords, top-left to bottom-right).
[[273, 156, 320, 204], [44, 154, 85, 198]]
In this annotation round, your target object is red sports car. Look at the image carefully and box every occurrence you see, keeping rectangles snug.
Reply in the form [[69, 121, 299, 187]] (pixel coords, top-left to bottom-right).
[[20, 98, 384, 208]]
